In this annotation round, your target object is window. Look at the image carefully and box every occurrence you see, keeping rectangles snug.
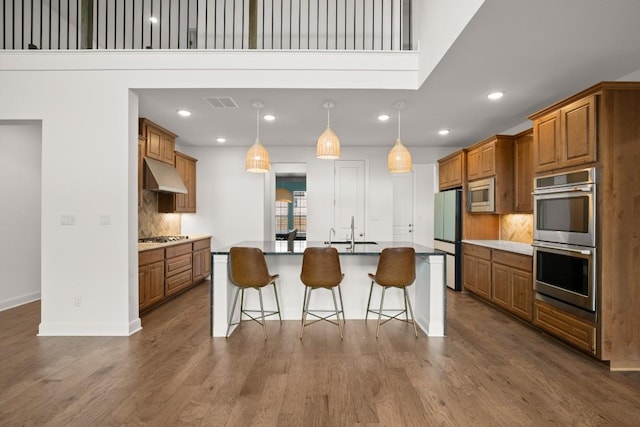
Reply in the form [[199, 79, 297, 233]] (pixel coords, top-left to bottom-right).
[[293, 191, 307, 233], [275, 201, 289, 234]]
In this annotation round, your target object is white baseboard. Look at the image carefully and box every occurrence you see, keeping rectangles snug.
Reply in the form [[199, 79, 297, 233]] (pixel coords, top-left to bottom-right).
[[38, 321, 138, 336], [0, 291, 41, 312]]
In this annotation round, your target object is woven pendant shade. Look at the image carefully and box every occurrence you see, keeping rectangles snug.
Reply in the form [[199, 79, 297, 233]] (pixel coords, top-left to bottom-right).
[[388, 138, 413, 174], [246, 138, 270, 173], [316, 126, 340, 159], [276, 188, 293, 203]]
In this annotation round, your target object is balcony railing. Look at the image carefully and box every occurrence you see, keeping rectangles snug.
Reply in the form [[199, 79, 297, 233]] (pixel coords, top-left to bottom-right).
[[1, 0, 413, 51]]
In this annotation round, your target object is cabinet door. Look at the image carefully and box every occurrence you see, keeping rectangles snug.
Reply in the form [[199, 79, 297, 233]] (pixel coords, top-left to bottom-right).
[[463, 254, 477, 293], [479, 141, 496, 177], [138, 136, 145, 207], [174, 154, 189, 212], [467, 148, 481, 181], [492, 264, 511, 310], [476, 258, 492, 300], [514, 131, 533, 213], [561, 95, 597, 167], [511, 268, 533, 320], [145, 126, 164, 161], [161, 134, 175, 164], [147, 261, 165, 306], [193, 249, 203, 281], [534, 112, 560, 172]]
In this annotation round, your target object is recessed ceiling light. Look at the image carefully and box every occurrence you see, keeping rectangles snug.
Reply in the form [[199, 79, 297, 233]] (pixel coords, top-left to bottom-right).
[[263, 114, 275, 121], [487, 91, 504, 100], [216, 137, 226, 143], [438, 129, 450, 136], [149, 16, 158, 24], [378, 114, 390, 122], [177, 109, 191, 117]]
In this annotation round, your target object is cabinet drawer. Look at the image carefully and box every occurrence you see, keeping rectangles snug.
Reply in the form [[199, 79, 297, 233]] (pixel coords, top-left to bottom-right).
[[166, 242, 192, 258], [463, 244, 491, 260], [193, 238, 211, 251], [492, 250, 532, 272], [139, 248, 164, 266], [533, 300, 596, 354], [165, 253, 192, 277], [165, 270, 192, 295]]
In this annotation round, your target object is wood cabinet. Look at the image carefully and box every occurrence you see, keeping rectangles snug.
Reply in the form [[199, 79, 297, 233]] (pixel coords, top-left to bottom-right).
[[514, 129, 533, 213], [533, 299, 596, 354], [192, 238, 212, 282], [138, 237, 211, 313], [139, 118, 176, 165], [438, 150, 465, 190], [165, 242, 193, 297], [531, 95, 597, 173], [491, 249, 532, 321], [463, 244, 492, 300], [466, 135, 515, 214], [137, 136, 145, 207], [138, 248, 165, 311], [158, 151, 197, 213]]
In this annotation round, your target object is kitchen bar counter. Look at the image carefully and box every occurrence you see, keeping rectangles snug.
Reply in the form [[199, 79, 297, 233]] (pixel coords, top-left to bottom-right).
[[462, 239, 533, 256], [211, 241, 446, 338]]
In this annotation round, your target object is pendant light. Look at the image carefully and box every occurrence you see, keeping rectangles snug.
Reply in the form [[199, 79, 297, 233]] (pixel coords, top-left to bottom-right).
[[316, 101, 340, 159], [276, 188, 293, 203], [246, 101, 271, 173], [387, 102, 413, 174]]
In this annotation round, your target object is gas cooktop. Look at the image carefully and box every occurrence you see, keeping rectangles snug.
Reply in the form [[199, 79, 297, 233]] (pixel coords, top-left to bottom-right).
[[138, 235, 189, 243]]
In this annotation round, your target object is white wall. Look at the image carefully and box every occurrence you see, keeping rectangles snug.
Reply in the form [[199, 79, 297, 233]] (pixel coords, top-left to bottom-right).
[[0, 121, 42, 311]]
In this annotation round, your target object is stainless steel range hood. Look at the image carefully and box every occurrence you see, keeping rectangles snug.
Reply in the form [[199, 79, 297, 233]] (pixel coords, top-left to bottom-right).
[[143, 157, 187, 194]]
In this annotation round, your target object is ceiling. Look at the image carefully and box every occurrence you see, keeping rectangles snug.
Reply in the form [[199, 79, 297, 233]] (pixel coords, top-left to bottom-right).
[[137, 0, 640, 150]]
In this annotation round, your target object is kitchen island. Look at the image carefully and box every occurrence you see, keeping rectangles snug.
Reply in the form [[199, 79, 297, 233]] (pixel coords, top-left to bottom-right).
[[211, 241, 446, 337]]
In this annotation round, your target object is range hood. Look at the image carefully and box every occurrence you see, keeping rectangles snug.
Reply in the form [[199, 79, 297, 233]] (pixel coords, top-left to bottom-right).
[[143, 157, 187, 194]]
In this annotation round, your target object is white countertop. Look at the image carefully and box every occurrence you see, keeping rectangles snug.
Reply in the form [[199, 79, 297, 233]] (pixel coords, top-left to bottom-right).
[[462, 239, 533, 256]]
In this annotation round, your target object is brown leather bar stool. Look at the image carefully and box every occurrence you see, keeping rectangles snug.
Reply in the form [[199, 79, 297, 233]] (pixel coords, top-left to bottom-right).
[[226, 247, 282, 339], [366, 247, 418, 338], [299, 247, 345, 339]]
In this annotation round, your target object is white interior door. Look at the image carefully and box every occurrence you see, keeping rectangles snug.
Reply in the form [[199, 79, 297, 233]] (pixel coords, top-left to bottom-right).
[[334, 160, 366, 241], [392, 172, 414, 242]]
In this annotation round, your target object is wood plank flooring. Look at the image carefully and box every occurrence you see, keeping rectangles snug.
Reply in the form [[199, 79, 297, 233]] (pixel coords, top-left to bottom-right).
[[2, 281, 640, 426]]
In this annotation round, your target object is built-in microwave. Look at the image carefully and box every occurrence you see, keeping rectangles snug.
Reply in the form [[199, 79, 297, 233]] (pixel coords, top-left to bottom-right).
[[468, 177, 495, 213]]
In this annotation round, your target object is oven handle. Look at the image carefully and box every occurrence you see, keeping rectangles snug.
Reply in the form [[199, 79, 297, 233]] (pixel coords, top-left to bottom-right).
[[532, 242, 593, 255], [532, 184, 593, 195]]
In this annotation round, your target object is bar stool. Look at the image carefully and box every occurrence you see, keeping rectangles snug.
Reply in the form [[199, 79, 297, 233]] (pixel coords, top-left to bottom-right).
[[226, 247, 282, 339], [366, 247, 418, 338], [299, 247, 345, 339]]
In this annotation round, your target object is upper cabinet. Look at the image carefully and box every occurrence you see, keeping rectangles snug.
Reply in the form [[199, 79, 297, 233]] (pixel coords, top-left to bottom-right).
[[514, 129, 534, 213], [530, 95, 597, 173], [159, 151, 197, 213], [139, 118, 177, 165], [466, 135, 515, 214], [438, 150, 465, 191], [137, 135, 145, 207]]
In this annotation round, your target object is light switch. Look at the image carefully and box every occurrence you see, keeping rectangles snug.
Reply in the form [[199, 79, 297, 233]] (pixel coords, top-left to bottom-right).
[[99, 215, 111, 226], [60, 215, 75, 226]]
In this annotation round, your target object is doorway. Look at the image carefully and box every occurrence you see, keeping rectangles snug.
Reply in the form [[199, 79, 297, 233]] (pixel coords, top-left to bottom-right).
[[275, 174, 307, 241]]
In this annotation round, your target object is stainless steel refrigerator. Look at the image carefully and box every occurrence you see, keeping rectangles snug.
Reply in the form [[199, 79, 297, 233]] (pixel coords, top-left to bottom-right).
[[433, 188, 462, 291]]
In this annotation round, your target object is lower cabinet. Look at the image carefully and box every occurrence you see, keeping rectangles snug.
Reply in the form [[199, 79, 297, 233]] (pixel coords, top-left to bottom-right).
[[533, 299, 596, 354], [138, 237, 211, 313], [139, 248, 165, 312], [463, 243, 533, 321]]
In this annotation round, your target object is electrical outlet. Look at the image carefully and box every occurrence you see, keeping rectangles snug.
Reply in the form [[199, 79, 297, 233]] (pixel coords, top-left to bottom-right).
[[99, 215, 111, 225], [74, 296, 81, 307]]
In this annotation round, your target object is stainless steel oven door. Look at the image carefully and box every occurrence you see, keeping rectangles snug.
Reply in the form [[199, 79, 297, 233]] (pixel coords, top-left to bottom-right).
[[533, 241, 596, 312], [533, 183, 595, 247], [468, 177, 494, 213]]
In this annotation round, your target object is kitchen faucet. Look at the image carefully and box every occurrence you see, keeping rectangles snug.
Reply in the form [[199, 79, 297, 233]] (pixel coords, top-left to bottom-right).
[[328, 227, 335, 246], [349, 216, 355, 249]]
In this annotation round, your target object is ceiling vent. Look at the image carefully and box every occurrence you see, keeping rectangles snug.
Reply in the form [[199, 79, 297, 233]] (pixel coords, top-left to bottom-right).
[[204, 96, 239, 109]]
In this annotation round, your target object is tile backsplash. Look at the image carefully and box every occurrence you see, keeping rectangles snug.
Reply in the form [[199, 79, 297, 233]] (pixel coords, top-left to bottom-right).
[[138, 191, 181, 237], [500, 214, 533, 244]]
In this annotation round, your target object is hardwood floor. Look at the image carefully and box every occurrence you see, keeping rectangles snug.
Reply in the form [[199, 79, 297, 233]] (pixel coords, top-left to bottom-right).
[[2, 282, 640, 426]]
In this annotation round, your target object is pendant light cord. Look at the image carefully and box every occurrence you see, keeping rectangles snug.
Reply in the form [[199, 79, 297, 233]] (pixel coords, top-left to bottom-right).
[[327, 106, 331, 127], [256, 107, 260, 140], [397, 109, 401, 140]]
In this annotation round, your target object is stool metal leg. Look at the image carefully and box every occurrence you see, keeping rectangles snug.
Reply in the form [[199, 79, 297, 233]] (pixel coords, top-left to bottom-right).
[[300, 286, 312, 339], [258, 287, 267, 340], [272, 282, 282, 324], [365, 281, 374, 321], [404, 288, 418, 338], [226, 286, 241, 338], [331, 287, 344, 339], [337, 285, 345, 325], [376, 287, 387, 339]]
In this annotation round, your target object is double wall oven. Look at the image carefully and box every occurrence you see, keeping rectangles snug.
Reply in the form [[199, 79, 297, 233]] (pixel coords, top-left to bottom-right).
[[533, 167, 597, 316]]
